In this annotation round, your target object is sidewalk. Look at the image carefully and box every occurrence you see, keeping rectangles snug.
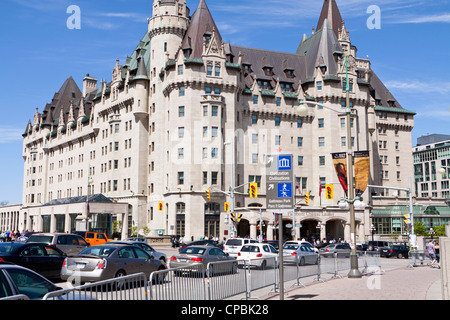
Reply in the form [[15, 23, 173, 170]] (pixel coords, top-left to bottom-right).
[[261, 266, 442, 300]]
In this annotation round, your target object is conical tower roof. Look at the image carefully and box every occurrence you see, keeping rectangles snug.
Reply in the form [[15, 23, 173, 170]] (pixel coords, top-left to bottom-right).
[[181, 0, 223, 58], [316, 0, 344, 39]]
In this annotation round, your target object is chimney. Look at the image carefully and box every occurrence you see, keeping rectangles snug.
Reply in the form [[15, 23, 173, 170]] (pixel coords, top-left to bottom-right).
[[83, 74, 98, 98]]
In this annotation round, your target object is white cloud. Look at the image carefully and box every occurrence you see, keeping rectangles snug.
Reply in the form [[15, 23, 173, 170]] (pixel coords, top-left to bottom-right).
[[395, 14, 450, 24], [0, 128, 24, 144], [385, 80, 450, 95]]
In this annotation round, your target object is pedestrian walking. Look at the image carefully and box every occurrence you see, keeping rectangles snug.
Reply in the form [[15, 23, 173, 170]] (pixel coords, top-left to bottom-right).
[[435, 241, 440, 269], [426, 240, 437, 266]]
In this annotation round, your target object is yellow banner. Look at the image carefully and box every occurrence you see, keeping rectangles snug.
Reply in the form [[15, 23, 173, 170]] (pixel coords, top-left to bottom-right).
[[354, 151, 370, 197]]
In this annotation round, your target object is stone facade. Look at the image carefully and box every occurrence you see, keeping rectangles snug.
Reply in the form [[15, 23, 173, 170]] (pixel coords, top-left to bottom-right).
[[18, 0, 416, 242]]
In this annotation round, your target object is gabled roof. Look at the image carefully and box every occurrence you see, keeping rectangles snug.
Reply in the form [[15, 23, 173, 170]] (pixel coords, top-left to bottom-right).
[[181, 0, 223, 59]]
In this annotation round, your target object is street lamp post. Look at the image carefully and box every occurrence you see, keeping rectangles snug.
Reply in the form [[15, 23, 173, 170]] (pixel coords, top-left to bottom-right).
[[296, 53, 361, 278]]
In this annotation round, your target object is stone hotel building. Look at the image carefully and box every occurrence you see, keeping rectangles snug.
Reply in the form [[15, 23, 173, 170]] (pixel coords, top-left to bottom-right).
[[15, 0, 418, 242]]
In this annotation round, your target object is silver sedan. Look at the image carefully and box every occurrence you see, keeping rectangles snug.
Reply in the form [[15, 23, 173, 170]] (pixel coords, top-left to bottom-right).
[[283, 244, 319, 265], [169, 246, 236, 276], [108, 241, 167, 263], [61, 244, 166, 283]]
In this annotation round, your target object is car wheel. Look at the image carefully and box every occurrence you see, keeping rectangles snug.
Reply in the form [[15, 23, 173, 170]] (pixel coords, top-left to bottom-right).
[[152, 265, 166, 284], [260, 260, 267, 270], [299, 257, 305, 266], [115, 269, 126, 278], [397, 253, 403, 259]]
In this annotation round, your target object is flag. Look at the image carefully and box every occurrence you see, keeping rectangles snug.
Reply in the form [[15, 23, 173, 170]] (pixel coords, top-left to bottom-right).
[[295, 182, 302, 194], [319, 179, 322, 197], [86, 199, 90, 218]]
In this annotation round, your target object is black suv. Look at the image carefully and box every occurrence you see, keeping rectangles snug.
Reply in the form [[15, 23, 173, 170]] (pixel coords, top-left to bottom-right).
[[380, 245, 410, 259], [367, 241, 392, 252]]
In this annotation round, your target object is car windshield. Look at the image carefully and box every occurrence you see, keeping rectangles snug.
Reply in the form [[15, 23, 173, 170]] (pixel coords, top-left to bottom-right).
[[225, 239, 242, 246], [284, 245, 299, 250], [27, 235, 53, 243], [241, 245, 260, 252], [79, 246, 116, 258], [180, 247, 206, 255]]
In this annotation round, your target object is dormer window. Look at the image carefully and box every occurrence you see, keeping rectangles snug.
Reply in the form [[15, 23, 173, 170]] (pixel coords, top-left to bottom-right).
[[204, 32, 212, 45], [280, 82, 292, 92], [263, 66, 273, 76], [284, 68, 295, 79], [243, 64, 251, 74]]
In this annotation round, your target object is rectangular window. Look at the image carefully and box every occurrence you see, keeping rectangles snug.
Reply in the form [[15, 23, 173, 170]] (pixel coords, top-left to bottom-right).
[[316, 81, 322, 90], [318, 118, 324, 128], [276, 97, 281, 106], [211, 148, 218, 158], [298, 156, 303, 166], [319, 137, 325, 147], [178, 65, 183, 75], [319, 156, 325, 166], [178, 172, 184, 185], [252, 115, 258, 124], [179, 106, 185, 117], [297, 137, 303, 147], [275, 135, 281, 145], [275, 117, 280, 126], [253, 95, 258, 105], [212, 106, 218, 116], [178, 127, 184, 138], [215, 66, 220, 77], [297, 119, 302, 128], [207, 65, 212, 76], [179, 86, 185, 96]]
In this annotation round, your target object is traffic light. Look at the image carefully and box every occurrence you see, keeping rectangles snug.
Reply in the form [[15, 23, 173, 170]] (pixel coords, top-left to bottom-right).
[[206, 188, 211, 201], [249, 183, 258, 198], [230, 212, 242, 223], [224, 202, 229, 211], [325, 184, 334, 200], [158, 201, 164, 211], [305, 193, 310, 205]]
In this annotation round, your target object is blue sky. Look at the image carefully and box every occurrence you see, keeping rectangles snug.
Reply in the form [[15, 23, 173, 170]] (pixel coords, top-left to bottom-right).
[[0, 0, 449, 205]]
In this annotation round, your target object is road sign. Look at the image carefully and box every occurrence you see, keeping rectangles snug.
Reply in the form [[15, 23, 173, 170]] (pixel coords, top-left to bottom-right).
[[266, 153, 294, 211]]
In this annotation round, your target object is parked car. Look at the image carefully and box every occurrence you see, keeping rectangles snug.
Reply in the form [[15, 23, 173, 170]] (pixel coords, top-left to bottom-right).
[[61, 244, 166, 283], [319, 243, 351, 258], [169, 246, 236, 275], [367, 241, 393, 252], [26, 233, 90, 255], [380, 245, 410, 259], [73, 231, 111, 246], [283, 244, 319, 265], [236, 243, 278, 269], [223, 238, 258, 258], [0, 263, 64, 300], [263, 240, 280, 252], [284, 240, 319, 253], [16, 231, 40, 242], [0, 242, 66, 280], [108, 240, 167, 263], [178, 239, 220, 252]]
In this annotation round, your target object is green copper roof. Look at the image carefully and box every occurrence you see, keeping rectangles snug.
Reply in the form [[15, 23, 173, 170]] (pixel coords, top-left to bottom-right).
[[374, 106, 416, 115]]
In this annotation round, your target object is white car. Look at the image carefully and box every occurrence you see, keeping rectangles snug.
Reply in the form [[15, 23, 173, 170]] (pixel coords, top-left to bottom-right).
[[223, 238, 258, 258], [283, 240, 319, 253], [236, 243, 278, 269], [283, 244, 319, 265]]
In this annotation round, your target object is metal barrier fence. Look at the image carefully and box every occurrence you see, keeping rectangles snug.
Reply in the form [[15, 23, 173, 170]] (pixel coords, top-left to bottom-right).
[[34, 251, 384, 301], [148, 252, 383, 300], [408, 250, 431, 268], [42, 273, 149, 300]]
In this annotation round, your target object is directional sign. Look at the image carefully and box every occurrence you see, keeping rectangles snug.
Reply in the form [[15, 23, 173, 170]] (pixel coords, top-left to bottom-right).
[[266, 153, 294, 211]]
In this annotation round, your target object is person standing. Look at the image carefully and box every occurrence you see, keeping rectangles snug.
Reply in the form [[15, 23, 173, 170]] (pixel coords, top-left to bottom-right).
[[435, 241, 440, 269]]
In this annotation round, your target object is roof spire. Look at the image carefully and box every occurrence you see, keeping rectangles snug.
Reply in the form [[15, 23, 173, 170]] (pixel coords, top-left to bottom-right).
[[316, 0, 344, 38]]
